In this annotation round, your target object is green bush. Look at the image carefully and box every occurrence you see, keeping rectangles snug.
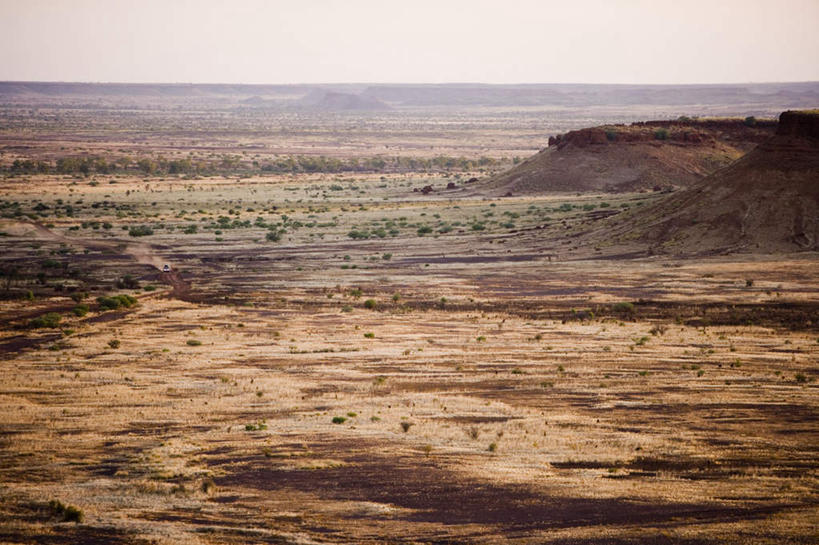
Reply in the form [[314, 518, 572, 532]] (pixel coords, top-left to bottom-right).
[[612, 302, 635, 314], [97, 294, 137, 310], [744, 116, 757, 127], [29, 312, 61, 329], [115, 275, 140, 289], [364, 299, 377, 310], [332, 416, 347, 424], [72, 304, 89, 317], [654, 128, 669, 140], [186, 339, 202, 346], [128, 225, 154, 237]]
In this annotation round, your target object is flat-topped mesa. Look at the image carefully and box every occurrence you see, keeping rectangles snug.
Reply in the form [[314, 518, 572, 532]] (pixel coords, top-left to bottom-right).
[[776, 110, 819, 139], [547, 118, 776, 150], [484, 117, 777, 195]]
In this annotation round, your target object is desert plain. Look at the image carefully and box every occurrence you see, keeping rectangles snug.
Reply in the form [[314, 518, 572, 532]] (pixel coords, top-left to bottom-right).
[[0, 84, 817, 544]]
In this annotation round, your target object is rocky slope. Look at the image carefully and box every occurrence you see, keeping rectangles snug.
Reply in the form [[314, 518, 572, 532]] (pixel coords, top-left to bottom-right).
[[481, 119, 776, 194], [597, 110, 819, 254]]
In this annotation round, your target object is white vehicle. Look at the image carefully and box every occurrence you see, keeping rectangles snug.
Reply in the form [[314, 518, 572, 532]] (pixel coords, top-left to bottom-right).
[[162, 264, 171, 273]]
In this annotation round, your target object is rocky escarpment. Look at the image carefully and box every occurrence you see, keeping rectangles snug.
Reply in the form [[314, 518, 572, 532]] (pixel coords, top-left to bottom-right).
[[548, 119, 776, 149], [480, 118, 776, 195], [594, 110, 819, 254]]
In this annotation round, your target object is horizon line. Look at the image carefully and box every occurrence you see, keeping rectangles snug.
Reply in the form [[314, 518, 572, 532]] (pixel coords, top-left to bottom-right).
[[2, 79, 819, 87]]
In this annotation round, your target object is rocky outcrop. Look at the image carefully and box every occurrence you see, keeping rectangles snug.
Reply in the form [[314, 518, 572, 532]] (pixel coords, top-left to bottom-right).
[[593, 110, 819, 254], [548, 119, 775, 150], [776, 110, 819, 139], [480, 118, 777, 195]]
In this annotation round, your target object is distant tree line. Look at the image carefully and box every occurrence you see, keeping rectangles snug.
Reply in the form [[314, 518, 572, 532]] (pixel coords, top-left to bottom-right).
[[4, 153, 504, 177]]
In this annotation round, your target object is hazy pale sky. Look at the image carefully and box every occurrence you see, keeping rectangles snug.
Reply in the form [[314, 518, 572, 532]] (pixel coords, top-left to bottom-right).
[[1, 0, 817, 84]]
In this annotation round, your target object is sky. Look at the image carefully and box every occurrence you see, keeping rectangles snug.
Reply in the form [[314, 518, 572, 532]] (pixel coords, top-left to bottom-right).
[[1, 0, 817, 85]]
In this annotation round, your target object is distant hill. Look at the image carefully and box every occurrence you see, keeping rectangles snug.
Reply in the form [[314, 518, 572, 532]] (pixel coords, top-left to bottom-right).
[[594, 110, 819, 255], [298, 90, 390, 111], [1, 81, 817, 111], [479, 118, 777, 194]]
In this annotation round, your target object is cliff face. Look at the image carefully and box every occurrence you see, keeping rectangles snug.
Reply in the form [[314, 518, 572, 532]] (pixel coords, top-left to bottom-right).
[[596, 110, 819, 254], [480, 119, 776, 195], [548, 119, 775, 150], [776, 110, 819, 139]]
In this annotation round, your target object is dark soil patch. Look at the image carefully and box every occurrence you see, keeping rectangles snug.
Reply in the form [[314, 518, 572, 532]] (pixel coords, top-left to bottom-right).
[[214, 438, 798, 531]]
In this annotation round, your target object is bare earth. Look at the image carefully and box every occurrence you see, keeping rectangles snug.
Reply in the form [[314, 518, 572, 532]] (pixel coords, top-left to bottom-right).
[[0, 88, 817, 544], [0, 172, 816, 544]]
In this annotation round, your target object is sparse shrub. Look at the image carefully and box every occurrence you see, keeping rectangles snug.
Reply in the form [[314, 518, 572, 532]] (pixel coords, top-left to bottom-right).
[[488, 442, 497, 452], [400, 421, 413, 433], [48, 500, 83, 523], [332, 416, 347, 424], [364, 298, 377, 310], [468, 426, 480, 440], [612, 302, 635, 314], [96, 294, 137, 310], [72, 304, 89, 317], [128, 225, 153, 237], [108, 339, 120, 349], [744, 116, 757, 127], [186, 339, 202, 346], [795, 373, 808, 383], [201, 478, 216, 494], [654, 128, 669, 140], [605, 130, 617, 141], [115, 274, 140, 289], [245, 421, 267, 431], [745, 279, 754, 287], [363, 332, 375, 338], [29, 312, 61, 329]]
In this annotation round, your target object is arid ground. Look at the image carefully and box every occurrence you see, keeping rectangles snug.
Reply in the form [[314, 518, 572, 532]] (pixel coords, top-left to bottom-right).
[[0, 87, 817, 544]]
